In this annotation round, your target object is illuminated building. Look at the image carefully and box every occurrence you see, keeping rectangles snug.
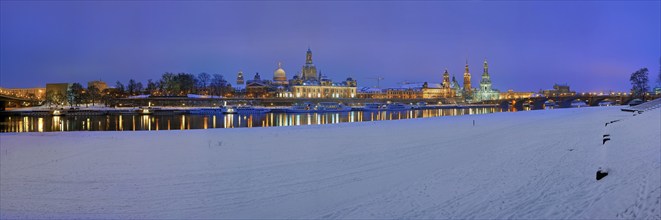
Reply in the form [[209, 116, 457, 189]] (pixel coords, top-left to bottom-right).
[[542, 83, 576, 97], [245, 73, 270, 98], [473, 60, 500, 101], [234, 48, 356, 98], [416, 69, 458, 99], [290, 77, 357, 98], [87, 80, 108, 91], [463, 60, 472, 96], [0, 87, 46, 100], [301, 48, 318, 81], [236, 70, 245, 85], [500, 89, 534, 99], [289, 48, 357, 98], [357, 87, 385, 99], [451, 75, 462, 97], [442, 69, 451, 88], [45, 83, 72, 105], [273, 62, 288, 85]]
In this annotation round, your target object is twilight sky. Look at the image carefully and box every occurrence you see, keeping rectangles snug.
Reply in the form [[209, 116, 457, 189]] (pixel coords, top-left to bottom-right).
[[1, 1, 659, 92]]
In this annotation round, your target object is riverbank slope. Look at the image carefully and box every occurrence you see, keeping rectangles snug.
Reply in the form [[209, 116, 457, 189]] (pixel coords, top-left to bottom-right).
[[1, 107, 659, 219]]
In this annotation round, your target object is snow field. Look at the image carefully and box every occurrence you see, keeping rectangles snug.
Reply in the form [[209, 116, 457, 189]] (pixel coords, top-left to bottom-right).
[[0, 106, 659, 219]]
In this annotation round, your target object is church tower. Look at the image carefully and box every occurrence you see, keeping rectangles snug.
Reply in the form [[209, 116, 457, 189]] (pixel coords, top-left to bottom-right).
[[442, 69, 451, 89], [463, 60, 472, 93], [306, 48, 313, 65], [301, 48, 318, 81], [236, 70, 244, 85], [480, 59, 492, 91]]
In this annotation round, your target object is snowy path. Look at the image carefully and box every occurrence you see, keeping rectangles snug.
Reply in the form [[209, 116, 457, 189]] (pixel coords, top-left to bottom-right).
[[1, 107, 659, 219]]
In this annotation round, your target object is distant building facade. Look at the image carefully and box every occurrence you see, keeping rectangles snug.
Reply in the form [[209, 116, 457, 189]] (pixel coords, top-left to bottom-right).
[[500, 89, 534, 100], [473, 60, 500, 102], [238, 48, 357, 98], [0, 87, 46, 100], [45, 83, 72, 105], [542, 83, 576, 97], [245, 73, 270, 98], [288, 48, 357, 98], [87, 80, 108, 91]]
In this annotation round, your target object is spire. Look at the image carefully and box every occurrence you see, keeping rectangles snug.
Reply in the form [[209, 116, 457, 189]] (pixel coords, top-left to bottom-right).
[[277, 61, 282, 68], [464, 61, 470, 73], [483, 59, 489, 75], [305, 48, 313, 64]]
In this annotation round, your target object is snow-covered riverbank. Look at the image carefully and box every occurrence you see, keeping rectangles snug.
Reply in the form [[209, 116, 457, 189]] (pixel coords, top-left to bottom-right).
[[1, 107, 659, 219]]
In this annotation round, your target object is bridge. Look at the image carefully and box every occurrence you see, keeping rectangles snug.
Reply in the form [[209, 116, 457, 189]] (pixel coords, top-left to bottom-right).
[[0, 94, 44, 111], [478, 94, 654, 109]]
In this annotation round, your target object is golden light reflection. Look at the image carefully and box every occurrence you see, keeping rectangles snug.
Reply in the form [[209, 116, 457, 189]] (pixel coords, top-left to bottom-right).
[[22, 116, 28, 132], [203, 116, 208, 129], [119, 115, 123, 131], [142, 115, 150, 131], [53, 116, 63, 131], [2, 107, 509, 132], [212, 115, 216, 128], [37, 117, 43, 132], [180, 115, 185, 130]]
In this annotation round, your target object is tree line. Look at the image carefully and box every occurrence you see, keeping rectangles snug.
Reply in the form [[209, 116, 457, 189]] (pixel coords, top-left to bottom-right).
[[46, 72, 233, 107]]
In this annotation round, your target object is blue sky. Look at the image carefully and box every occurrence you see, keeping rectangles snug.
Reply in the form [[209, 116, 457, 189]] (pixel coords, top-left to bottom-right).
[[1, 1, 659, 92]]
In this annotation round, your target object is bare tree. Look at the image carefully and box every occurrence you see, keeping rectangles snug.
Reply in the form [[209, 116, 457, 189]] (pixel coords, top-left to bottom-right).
[[630, 68, 649, 98], [198, 72, 211, 95]]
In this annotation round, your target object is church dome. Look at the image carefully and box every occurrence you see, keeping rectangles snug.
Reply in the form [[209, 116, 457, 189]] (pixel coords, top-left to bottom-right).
[[273, 62, 287, 81]]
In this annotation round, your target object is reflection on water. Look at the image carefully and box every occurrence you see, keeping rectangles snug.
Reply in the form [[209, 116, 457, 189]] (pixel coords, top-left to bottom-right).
[[2, 107, 507, 132]]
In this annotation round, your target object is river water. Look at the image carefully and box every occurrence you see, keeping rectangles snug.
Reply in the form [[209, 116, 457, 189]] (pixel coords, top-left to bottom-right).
[[1, 107, 521, 132]]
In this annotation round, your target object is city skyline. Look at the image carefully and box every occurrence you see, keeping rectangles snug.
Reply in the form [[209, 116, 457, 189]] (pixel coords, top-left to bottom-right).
[[1, 1, 659, 92]]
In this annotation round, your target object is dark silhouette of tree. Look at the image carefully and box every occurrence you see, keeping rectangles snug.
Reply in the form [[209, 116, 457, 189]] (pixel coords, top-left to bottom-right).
[[198, 72, 211, 95], [146, 79, 157, 96], [160, 72, 178, 96], [81, 89, 90, 107], [115, 81, 126, 96], [177, 73, 197, 95], [87, 84, 100, 106], [101, 89, 115, 107], [210, 74, 228, 97], [135, 82, 144, 95], [127, 79, 137, 96], [67, 83, 84, 107], [630, 68, 649, 98]]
